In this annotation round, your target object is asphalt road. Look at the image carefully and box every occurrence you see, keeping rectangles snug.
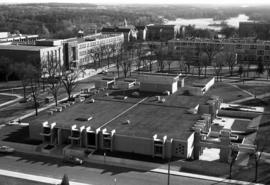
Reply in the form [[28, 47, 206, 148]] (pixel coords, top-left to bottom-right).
[[0, 152, 231, 185]]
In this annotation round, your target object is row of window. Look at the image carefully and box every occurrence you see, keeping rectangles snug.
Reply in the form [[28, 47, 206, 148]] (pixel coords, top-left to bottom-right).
[[173, 42, 270, 51], [78, 37, 123, 49]]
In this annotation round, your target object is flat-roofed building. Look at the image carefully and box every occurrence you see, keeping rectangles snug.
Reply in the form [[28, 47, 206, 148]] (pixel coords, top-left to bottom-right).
[[138, 72, 180, 94], [101, 26, 137, 43], [135, 26, 147, 41], [0, 32, 39, 45], [0, 44, 63, 76], [63, 33, 124, 70], [239, 22, 270, 39], [146, 24, 180, 42], [168, 38, 270, 64]]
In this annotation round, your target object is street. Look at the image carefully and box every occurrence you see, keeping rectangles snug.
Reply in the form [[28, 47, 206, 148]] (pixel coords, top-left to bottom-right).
[[0, 152, 231, 185]]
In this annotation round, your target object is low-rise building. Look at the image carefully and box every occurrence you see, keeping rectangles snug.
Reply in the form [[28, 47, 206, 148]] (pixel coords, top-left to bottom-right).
[[101, 26, 137, 43], [0, 32, 38, 45], [146, 24, 180, 42], [168, 38, 270, 64]]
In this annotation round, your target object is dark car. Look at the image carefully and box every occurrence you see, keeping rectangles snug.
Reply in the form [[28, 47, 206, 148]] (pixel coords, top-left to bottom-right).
[[63, 156, 83, 165]]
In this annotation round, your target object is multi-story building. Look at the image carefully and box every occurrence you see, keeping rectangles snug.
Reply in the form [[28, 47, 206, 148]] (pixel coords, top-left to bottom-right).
[[63, 33, 124, 70], [135, 26, 147, 41], [0, 32, 39, 45], [101, 26, 137, 43], [146, 24, 180, 42], [168, 38, 270, 64], [239, 22, 270, 39], [0, 43, 63, 73]]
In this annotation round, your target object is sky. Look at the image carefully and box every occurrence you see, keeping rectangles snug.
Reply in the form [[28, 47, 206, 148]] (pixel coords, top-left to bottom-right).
[[1, 0, 270, 5]]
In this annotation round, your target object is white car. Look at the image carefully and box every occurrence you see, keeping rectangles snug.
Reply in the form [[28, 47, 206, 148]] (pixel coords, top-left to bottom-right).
[[0, 146, 15, 153]]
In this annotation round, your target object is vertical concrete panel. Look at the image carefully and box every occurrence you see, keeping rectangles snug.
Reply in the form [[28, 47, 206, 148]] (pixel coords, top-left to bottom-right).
[[29, 123, 43, 140], [113, 135, 153, 155]]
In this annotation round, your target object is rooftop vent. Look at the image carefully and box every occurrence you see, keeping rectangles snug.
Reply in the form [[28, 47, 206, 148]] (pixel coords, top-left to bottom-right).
[[75, 116, 93, 122]]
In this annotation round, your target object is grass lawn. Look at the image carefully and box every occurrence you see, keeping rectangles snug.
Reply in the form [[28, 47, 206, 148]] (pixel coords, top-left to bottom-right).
[[0, 175, 51, 185], [237, 83, 270, 96], [205, 82, 251, 103], [0, 94, 16, 104]]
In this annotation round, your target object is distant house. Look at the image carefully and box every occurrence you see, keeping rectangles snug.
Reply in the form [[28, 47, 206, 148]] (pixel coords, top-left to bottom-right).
[[101, 26, 137, 43], [135, 26, 147, 41]]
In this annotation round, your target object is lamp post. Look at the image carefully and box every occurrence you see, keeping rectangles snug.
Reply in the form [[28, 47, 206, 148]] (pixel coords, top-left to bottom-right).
[[167, 157, 171, 185]]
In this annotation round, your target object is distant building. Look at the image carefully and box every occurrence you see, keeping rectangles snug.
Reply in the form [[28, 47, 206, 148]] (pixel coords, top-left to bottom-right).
[[62, 33, 124, 70], [0, 32, 39, 45], [239, 22, 270, 40], [0, 43, 63, 76], [135, 26, 147, 41], [146, 24, 179, 42], [168, 38, 270, 64], [101, 26, 137, 43]]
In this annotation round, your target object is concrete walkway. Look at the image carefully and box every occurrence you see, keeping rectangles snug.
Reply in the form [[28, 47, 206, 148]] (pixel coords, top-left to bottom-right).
[[0, 169, 91, 185], [0, 92, 22, 108], [151, 169, 263, 185], [229, 92, 270, 104]]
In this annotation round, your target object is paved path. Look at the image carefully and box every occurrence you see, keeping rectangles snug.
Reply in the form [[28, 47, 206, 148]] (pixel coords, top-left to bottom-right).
[[229, 92, 270, 104], [0, 93, 22, 108], [0, 169, 90, 185]]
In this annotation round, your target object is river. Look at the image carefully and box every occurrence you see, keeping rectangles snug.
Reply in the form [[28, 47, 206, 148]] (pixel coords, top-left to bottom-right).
[[166, 14, 254, 30]]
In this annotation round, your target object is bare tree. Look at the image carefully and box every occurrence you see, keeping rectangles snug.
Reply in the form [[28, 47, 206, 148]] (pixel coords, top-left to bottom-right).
[[213, 52, 224, 81], [195, 52, 206, 77], [44, 55, 62, 106], [0, 56, 14, 83], [120, 53, 131, 78], [225, 51, 237, 76], [27, 64, 41, 116], [183, 49, 194, 74], [61, 69, 81, 100], [265, 62, 270, 80], [14, 63, 31, 99], [201, 43, 222, 77]]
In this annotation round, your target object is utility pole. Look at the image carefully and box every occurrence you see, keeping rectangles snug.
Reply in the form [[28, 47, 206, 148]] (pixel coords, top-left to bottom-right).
[[167, 158, 171, 185]]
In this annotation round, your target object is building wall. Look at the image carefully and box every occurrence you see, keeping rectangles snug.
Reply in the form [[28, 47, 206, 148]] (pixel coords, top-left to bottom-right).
[[76, 34, 124, 68], [168, 39, 270, 64], [146, 26, 176, 42], [172, 139, 188, 158], [140, 82, 174, 93], [29, 123, 43, 140], [112, 134, 153, 155]]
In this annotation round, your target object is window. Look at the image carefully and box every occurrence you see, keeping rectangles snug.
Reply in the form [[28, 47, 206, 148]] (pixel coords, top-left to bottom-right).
[[250, 45, 257, 49], [103, 138, 111, 149], [265, 45, 270, 50], [154, 145, 163, 155], [264, 55, 270, 61], [235, 44, 242, 49], [87, 132, 96, 146], [257, 50, 264, 55]]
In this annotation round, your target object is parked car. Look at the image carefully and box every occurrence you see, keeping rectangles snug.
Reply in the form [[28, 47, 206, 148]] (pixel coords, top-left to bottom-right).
[[0, 146, 15, 153], [63, 156, 83, 165]]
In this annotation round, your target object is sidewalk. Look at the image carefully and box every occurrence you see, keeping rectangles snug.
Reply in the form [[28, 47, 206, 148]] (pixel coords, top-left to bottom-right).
[[0, 169, 91, 185], [0, 92, 22, 108]]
